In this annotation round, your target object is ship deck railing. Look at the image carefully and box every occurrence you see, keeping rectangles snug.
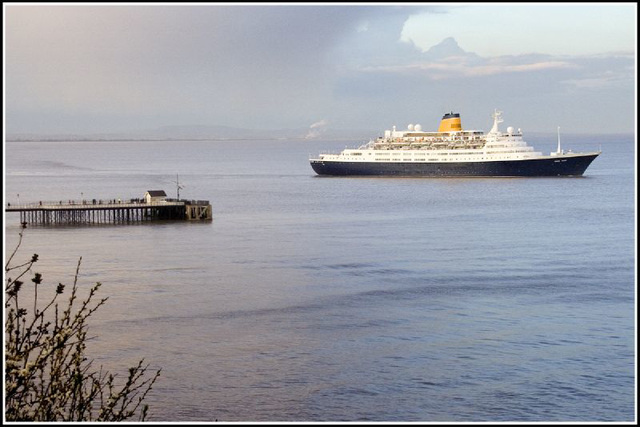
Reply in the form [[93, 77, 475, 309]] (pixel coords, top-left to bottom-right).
[[373, 143, 486, 150]]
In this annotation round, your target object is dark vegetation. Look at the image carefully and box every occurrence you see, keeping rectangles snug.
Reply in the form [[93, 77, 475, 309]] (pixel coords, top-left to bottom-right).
[[5, 227, 161, 421]]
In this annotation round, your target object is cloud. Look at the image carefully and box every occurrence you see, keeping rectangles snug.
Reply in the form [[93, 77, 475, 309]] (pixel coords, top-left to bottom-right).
[[5, 5, 391, 131], [310, 119, 329, 129], [360, 59, 575, 80], [354, 37, 578, 80], [331, 32, 634, 133], [558, 54, 635, 90], [401, 5, 637, 57], [305, 119, 329, 139], [4, 5, 635, 135], [562, 74, 625, 89]]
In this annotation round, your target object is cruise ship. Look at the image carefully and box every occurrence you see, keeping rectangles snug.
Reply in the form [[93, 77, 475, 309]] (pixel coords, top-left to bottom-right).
[[309, 110, 600, 177]]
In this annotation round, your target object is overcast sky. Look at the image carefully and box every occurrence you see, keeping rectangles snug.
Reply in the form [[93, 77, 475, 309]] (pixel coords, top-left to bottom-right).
[[4, 3, 637, 135]]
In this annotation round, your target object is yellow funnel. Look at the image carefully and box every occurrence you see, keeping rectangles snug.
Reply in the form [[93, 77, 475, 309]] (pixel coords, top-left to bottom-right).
[[438, 112, 462, 132]]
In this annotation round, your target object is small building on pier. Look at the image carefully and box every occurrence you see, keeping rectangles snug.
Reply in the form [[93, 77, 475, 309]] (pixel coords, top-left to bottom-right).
[[144, 190, 167, 204]]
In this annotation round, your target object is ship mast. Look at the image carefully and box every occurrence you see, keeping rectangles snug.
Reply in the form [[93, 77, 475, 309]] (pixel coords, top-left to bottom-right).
[[489, 109, 503, 134], [557, 126, 562, 154]]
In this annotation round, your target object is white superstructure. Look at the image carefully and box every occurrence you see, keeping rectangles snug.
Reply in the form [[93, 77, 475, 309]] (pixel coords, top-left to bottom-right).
[[314, 110, 560, 164]]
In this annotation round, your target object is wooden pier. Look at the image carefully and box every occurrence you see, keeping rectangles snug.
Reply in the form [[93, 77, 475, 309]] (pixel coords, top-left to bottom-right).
[[5, 199, 212, 225]]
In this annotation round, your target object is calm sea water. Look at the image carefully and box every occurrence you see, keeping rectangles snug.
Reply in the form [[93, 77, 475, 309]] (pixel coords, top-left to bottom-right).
[[3, 134, 636, 422]]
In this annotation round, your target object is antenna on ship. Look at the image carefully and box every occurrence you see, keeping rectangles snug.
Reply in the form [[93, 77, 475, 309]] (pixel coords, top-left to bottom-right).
[[489, 109, 503, 134], [556, 126, 562, 154], [172, 174, 185, 200]]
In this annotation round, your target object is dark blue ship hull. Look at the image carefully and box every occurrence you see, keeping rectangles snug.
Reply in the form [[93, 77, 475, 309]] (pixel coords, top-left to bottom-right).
[[310, 153, 600, 177]]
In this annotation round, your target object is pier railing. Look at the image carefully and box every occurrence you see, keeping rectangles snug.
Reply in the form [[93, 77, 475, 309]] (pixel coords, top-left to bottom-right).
[[6, 199, 212, 210]]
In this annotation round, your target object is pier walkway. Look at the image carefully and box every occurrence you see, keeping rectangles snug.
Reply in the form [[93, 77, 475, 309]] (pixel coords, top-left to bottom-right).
[[5, 198, 212, 225]]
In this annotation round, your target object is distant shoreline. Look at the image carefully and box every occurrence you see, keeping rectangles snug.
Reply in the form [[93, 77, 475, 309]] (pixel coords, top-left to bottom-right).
[[5, 132, 634, 143], [4, 137, 368, 143]]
